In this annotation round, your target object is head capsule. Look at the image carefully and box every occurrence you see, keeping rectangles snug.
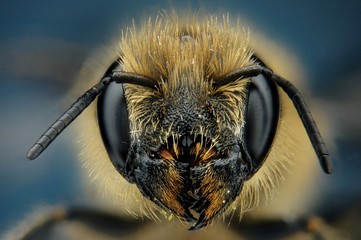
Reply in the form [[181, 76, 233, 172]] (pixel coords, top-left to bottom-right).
[[27, 58, 332, 230]]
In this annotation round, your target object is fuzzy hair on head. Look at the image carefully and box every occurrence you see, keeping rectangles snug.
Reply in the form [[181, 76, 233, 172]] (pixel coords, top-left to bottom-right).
[[75, 12, 324, 225]]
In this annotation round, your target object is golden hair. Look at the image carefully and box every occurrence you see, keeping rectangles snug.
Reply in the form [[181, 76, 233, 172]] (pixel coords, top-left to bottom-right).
[[74, 12, 324, 224]]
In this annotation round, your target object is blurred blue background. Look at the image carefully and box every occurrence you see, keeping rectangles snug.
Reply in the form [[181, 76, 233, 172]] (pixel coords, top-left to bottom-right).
[[1, 0, 361, 235]]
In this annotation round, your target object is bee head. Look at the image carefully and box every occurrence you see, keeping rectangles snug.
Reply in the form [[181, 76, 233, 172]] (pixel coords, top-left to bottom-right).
[[27, 59, 331, 229], [27, 17, 331, 230]]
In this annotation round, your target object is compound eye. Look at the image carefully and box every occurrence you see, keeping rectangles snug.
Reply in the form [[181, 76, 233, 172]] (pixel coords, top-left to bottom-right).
[[97, 79, 130, 175], [245, 70, 280, 171]]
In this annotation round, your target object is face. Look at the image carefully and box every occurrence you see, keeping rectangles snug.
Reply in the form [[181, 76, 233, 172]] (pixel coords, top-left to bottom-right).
[[27, 14, 331, 231], [123, 72, 252, 229], [111, 18, 260, 229]]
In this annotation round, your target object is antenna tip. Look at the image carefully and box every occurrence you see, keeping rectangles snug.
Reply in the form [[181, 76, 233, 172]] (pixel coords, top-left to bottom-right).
[[320, 155, 332, 174], [26, 144, 44, 160]]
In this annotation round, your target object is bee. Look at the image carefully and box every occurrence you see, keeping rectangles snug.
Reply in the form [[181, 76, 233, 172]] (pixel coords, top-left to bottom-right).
[[26, 13, 332, 232]]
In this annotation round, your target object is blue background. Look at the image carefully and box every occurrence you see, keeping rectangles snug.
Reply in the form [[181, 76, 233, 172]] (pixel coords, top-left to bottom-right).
[[1, 0, 361, 234]]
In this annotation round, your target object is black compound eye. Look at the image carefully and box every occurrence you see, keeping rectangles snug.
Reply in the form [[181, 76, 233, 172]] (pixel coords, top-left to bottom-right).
[[97, 75, 130, 175], [245, 62, 280, 171]]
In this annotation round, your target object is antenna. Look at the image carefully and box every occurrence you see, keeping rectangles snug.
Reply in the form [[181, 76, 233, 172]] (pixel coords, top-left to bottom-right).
[[215, 64, 332, 174], [27, 76, 112, 160], [27, 70, 156, 160]]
